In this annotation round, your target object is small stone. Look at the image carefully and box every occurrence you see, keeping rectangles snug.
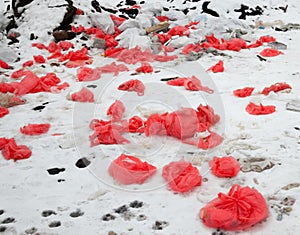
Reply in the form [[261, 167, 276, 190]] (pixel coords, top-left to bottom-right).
[[152, 220, 169, 230], [114, 205, 128, 214], [53, 30, 76, 41], [25, 227, 38, 234], [102, 214, 115, 221], [69, 209, 84, 218], [129, 200, 143, 208], [92, 38, 106, 49], [75, 158, 91, 168], [41, 210, 56, 217], [0, 226, 6, 232], [47, 168, 65, 175], [1, 217, 15, 224], [136, 214, 147, 221], [49, 221, 61, 228], [0, 210, 3, 215], [108, 231, 117, 235]]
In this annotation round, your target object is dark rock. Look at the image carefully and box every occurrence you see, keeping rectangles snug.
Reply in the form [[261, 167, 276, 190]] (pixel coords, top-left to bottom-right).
[[0, 226, 6, 232], [108, 231, 117, 235], [54, 0, 77, 31], [93, 38, 106, 49], [49, 221, 61, 228], [30, 33, 35, 40], [129, 200, 143, 208], [201, 1, 219, 17], [125, 0, 136, 6], [102, 213, 115, 221], [136, 214, 147, 221], [32, 105, 45, 111], [41, 210, 56, 217], [1, 217, 15, 224], [114, 205, 128, 214], [0, 210, 3, 215], [119, 8, 139, 19], [47, 168, 65, 175], [69, 209, 84, 218], [91, 0, 102, 13], [75, 157, 91, 168], [87, 85, 97, 88], [57, 179, 65, 182], [101, 6, 118, 14], [25, 227, 38, 234], [152, 220, 169, 230], [53, 30, 76, 42]]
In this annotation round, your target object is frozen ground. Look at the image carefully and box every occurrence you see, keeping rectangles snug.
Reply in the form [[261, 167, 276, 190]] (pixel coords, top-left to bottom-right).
[[0, 0, 300, 234]]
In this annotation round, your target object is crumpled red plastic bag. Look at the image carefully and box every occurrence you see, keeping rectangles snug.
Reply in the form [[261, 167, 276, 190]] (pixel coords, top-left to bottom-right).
[[197, 132, 223, 149], [261, 82, 292, 95], [58, 41, 74, 51], [166, 77, 187, 86], [0, 106, 9, 118], [108, 154, 157, 184], [144, 113, 167, 137], [156, 15, 169, 22], [107, 100, 125, 122], [118, 79, 145, 96], [182, 43, 202, 55], [197, 104, 220, 127], [246, 102, 276, 115], [0, 59, 10, 69], [162, 159, 202, 193], [209, 156, 240, 177], [184, 76, 213, 93], [0, 138, 32, 161], [89, 120, 129, 146], [77, 67, 101, 81], [135, 62, 153, 73], [233, 87, 255, 98], [207, 60, 224, 73], [14, 71, 40, 96], [71, 87, 94, 103], [11, 69, 28, 79], [98, 62, 129, 76], [167, 25, 190, 37], [33, 55, 46, 64], [260, 48, 283, 57], [127, 116, 144, 133], [200, 184, 268, 231], [20, 123, 51, 135], [259, 35, 276, 43], [22, 60, 34, 68]]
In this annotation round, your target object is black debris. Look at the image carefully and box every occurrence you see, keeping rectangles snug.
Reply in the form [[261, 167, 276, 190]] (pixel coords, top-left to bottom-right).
[[257, 55, 267, 61], [0, 210, 3, 216], [1, 217, 15, 224], [119, 8, 139, 18], [54, 0, 77, 31], [75, 157, 91, 168], [32, 105, 45, 111], [87, 85, 97, 88], [234, 4, 263, 20], [160, 76, 179, 81], [125, 0, 136, 6], [114, 205, 128, 214], [49, 221, 61, 228], [152, 220, 169, 230], [101, 6, 118, 14], [91, 0, 102, 13], [25, 227, 38, 234], [70, 209, 84, 218], [47, 168, 65, 175], [129, 200, 143, 208], [102, 213, 116, 221], [42, 210, 56, 217], [0, 226, 6, 232], [202, 1, 219, 17]]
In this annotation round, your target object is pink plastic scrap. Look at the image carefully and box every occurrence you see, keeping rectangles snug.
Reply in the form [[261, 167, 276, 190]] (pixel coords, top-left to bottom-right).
[[71, 87, 94, 103], [209, 156, 240, 177], [0, 137, 32, 161], [77, 67, 101, 81], [233, 87, 255, 98], [260, 48, 283, 57], [162, 159, 202, 193], [135, 62, 153, 73], [98, 62, 129, 76], [261, 82, 292, 95], [166, 76, 213, 93], [0, 106, 9, 118], [207, 60, 224, 73], [246, 102, 276, 115], [108, 154, 157, 184], [20, 123, 51, 135], [107, 100, 126, 122], [118, 79, 145, 96]]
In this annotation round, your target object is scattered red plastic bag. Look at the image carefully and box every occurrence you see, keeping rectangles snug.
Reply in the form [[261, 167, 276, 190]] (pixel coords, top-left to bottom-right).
[[71, 87, 94, 103], [58, 41, 74, 51], [107, 100, 125, 122], [233, 87, 255, 98], [261, 82, 292, 95], [197, 132, 223, 149], [156, 15, 169, 22], [246, 102, 276, 115], [22, 60, 34, 68], [118, 79, 145, 96], [259, 35, 276, 43], [109, 154, 156, 184], [200, 184, 268, 231], [162, 159, 202, 193], [0, 106, 9, 118], [209, 156, 240, 177], [0, 138, 32, 161], [167, 25, 190, 37], [135, 62, 153, 73], [197, 104, 220, 127], [182, 43, 202, 55], [0, 59, 9, 69], [166, 77, 187, 86], [89, 121, 129, 146], [33, 55, 46, 64], [77, 67, 101, 81], [20, 123, 51, 135], [14, 71, 40, 96], [98, 62, 129, 76], [260, 48, 283, 57], [207, 60, 224, 73], [184, 76, 213, 93], [127, 116, 144, 133], [11, 69, 27, 79], [144, 113, 167, 137]]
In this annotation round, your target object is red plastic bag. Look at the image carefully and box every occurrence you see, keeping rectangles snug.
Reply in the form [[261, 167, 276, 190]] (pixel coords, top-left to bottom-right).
[[118, 79, 145, 96], [209, 156, 240, 177], [108, 154, 157, 184], [162, 159, 202, 193], [22, 60, 34, 67], [0, 106, 9, 118], [110, 14, 126, 26], [11, 69, 27, 79], [20, 123, 51, 135], [226, 38, 247, 51], [197, 104, 220, 127], [246, 102, 276, 115], [77, 67, 101, 81], [89, 121, 129, 146], [58, 41, 74, 51], [153, 54, 177, 62], [156, 15, 169, 22], [167, 77, 187, 86], [127, 116, 144, 133], [14, 71, 40, 96], [32, 43, 47, 50], [259, 35, 276, 43], [261, 82, 292, 95], [0, 138, 32, 161], [144, 113, 167, 137], [233, 87, 255, 98], [0, 59, 9, 69], [71, 87, 94, 103], [197, 132, 223, 149], [107, 100, 125, 122], [33, 55, 46, 64], [260, 48, 283, 57], [184, 76, 213, 93], [135, 62, 153, 73], [167, 25, 190, 37], [207, 60, 224, 73], [98, 62, 129, 76], [200, 184, 268, 231], [47, 41, 59, 53], [182, 43, 202, 55]]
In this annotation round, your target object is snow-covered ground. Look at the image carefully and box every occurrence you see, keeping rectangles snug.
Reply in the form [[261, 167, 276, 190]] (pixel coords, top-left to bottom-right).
[[0, 0, 300, 234]]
